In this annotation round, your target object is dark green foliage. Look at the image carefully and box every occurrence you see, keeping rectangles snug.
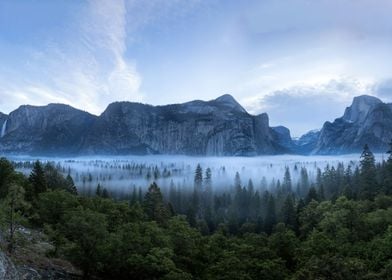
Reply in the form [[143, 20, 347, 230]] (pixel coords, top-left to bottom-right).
[[359, 144, 378, 200], [265, 194, 276, 234], [143, 182, 170, 225], [0, 157, 17, 198], [62, 208, 108, 278], [29, 161, 47, 197], [283, 167, 292, 193], [2, 150, 392, 279], [305, 186, 319, 204], [282, 194, 297, 229]]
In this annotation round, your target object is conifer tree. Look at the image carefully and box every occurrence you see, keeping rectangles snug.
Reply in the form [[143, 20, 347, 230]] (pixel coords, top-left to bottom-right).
[[282, 194, 296, 230], [359, 144, 377, 200], [305, 186, 319, 204], [283, 167, 292, 193], [29, 161, 47, 198], [143, 182, 169, 224], [300, 167, 310, 196], [66, 174, 78, 195], [265, 194, 276, 234]]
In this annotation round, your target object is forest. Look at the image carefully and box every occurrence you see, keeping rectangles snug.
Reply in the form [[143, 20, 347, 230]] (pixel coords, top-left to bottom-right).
[[1, 143, 392, 279]]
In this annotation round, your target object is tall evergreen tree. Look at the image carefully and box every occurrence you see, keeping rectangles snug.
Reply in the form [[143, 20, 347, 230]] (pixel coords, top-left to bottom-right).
[[143, 182, 169, 225], [29, 161, 47, 198], [282, 194, 296, 229], [66, 174, 78, 195], [283, 167, 292, 193], [305, 186, 319, 204], [194, 164, 203, 191], [204, 167, 213, 208], [264, 194, 276, 234], [300, 167, 310, 196], [359, 144, 377, 200]]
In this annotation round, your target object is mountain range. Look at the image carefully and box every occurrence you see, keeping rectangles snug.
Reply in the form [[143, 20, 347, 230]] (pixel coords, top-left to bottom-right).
[[0, 94, 390, 156]]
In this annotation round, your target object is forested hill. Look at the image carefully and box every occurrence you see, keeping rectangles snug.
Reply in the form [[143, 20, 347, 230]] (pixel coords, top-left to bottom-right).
[[0, 143, 392, 279]]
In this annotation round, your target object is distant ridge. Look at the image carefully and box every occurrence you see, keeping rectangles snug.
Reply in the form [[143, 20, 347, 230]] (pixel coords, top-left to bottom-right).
[[1, 94, 390, 156], [0, 94, 292, 156]]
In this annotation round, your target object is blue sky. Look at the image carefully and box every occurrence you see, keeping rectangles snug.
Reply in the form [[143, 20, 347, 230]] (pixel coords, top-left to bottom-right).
[[0, 0, 391, 136]]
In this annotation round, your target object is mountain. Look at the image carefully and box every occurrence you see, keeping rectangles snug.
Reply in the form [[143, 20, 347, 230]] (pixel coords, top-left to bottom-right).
[[81, 95, 288, 156], [0, 104, 97, 155], [0, 95, 290, 156], [293, 129, 321, 154], [312, 95, 392, 154], [271, 126, 296, 153]]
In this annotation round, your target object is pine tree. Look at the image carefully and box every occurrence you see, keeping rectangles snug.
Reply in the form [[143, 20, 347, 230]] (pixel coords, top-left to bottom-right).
[[359, 144, 378, 200], [300, 167, 310, 196], [283, 167, 292, 193], [282, 194, 296, 230], [305, 186, 319, 204], [143, 182, 169, 225], [193, 164, 203, 216], [204, 167, 213, 208], [96, 184, 102, 197], [66, 174, 78, 195], [264, 194, 276, 234], [194, 164, 203, 191], [29, 161, 47, 197]]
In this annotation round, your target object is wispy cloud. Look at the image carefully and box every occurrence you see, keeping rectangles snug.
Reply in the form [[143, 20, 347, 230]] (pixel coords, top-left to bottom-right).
[[0, 0, 142, 114]]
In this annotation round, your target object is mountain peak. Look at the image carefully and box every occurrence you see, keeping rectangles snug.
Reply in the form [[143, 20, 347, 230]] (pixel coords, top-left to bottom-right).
[[214, 94, 247, 113], [343, 95, 382, 123]]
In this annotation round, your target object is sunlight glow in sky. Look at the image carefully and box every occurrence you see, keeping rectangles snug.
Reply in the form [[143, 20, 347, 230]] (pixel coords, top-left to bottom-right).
[[0, 0, 391, 136]]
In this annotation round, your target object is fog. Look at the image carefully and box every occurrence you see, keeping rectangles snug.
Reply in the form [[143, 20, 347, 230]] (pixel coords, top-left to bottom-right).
[[8, 154, 386, 197]]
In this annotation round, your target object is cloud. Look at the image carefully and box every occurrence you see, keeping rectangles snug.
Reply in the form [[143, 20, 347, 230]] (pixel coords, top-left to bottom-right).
[[373, 79, 392, 102], [244, 78, 374, 137], [0, 0, 142, 115]]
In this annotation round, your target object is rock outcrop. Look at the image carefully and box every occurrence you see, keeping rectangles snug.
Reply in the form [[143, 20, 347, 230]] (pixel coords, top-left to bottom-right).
[[0, 104, 97, 155], [312, 95, 392, 154], [0, 251, 20, 280], [81, 95, 286, 156], [0, 95, 289, 156]]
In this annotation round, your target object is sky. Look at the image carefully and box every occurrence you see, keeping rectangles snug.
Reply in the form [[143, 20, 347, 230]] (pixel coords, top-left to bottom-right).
[[0, 0, 392, 136]]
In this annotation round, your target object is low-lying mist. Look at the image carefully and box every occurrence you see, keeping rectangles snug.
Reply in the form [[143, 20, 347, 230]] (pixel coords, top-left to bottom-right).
[[7, 154, 387, 198]]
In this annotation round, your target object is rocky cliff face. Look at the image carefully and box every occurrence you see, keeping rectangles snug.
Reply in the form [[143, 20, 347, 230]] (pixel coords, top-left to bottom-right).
[[271, 126, 296, 153], [0, 251, 19, 280], [293, 129, 320, 154], [0, 104, 97, 155], [0, 95, 288, 156], [82, 95, 286, 156], [312, 95, 392, 154]]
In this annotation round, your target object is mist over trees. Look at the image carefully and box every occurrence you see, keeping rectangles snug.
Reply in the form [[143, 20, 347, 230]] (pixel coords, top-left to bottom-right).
[[0, 144, 392, 278]]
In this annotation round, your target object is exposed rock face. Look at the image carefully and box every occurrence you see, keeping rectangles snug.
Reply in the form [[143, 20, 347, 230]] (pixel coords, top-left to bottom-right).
[[0, 251, 20, 280], [0, 104, 97, 155], [82, 95, 285, 156], [0, 95, 288, 156], [312, 95, 392, 154], [294, 129, 320, 154], [271, 126, 296, 153]]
